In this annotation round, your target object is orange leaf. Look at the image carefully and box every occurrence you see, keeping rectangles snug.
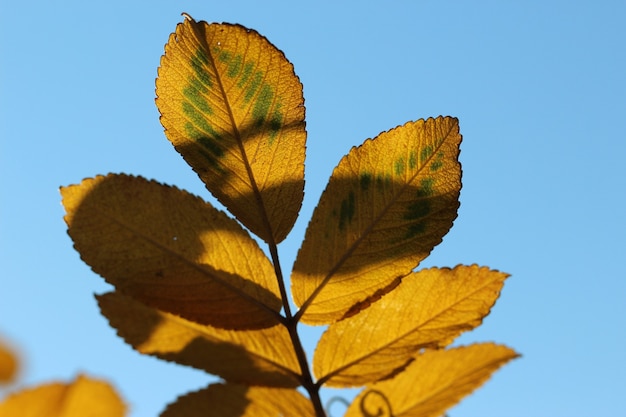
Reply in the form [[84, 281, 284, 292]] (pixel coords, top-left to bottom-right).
[[314, 265, 508, 387], [160, 383, 315, 417], [0, 340, 18, 385], [0, 374, 126, 417], [97, 292, 301, 387], [344, 344, 519, 417], [156, 16, 306, 244], [61, 174, 281, 330], [291, 117, 462, 324]]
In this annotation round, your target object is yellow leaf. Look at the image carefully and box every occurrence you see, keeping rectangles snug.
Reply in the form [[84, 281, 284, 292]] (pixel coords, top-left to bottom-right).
[[0, 340, 18, 385], [156, 16, 306, 244], [160, 383, 315, 417], [97, 292, 301, 387], [61, 174, 281, 330], [344, 343, 519, 417], [314, 265, 507, 387], [291, 117, 461, 324], [0, 374, 126, 417]]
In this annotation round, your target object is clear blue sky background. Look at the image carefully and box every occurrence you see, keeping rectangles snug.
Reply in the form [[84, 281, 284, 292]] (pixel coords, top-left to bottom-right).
[[1, 1, 625, 416]]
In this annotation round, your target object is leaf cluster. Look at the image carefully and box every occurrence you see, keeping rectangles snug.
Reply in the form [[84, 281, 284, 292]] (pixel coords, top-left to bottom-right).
[[0, 339, 126, 416], [61, 15, 518, 417]]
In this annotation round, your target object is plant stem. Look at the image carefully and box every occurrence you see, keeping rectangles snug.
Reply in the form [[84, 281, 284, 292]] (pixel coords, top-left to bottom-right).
[[286, 320, 326, 417], [268, 244, 293, 319], [269, 244, 326, 417]]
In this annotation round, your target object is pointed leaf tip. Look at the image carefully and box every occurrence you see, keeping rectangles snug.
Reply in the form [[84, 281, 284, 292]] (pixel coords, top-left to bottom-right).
[[292, 116, 462, 324], [156, 17, 306, 243]]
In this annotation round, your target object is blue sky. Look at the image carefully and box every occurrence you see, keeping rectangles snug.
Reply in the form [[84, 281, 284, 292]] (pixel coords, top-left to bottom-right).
[[1, 1, 625, 416]]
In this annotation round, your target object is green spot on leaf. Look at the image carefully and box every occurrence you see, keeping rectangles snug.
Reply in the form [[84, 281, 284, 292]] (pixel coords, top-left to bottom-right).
[[430, 152, 445, 172], [404, 199, 430, 220], [405, 221, 427, 238], [420, 145, 433, 162], [218, 50, 231, 63], [403, 177, 436, 237], [207, 48, 286, 144], [403, 193, 431, 239], [183, 84, 213, 114], [268, 105, 283, 144], [394, 158, 405, 176], [183, 122, 225, 173], [253, 84, 273, 127], [339, 191, 356, 230], [227, 55, 242, 78], [188, 77, 209, 94], [376, 174, 392, 190], [409, 151, 417, 169], [244, 71, 262, 102], [360, 173, 372, 191], [190, 50, 211, 88], [238, 61, 254, 88], [183, 102, 215, 135], [417, 177, 435, 197]]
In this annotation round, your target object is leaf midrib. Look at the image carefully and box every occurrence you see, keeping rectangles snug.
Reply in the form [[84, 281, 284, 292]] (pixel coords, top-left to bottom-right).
[[162, 309, 302, 384], [92, 199, 283, 324], [192, 22, 277, 246], [317, 270, 502, 385], [298, 119, 458, 320]]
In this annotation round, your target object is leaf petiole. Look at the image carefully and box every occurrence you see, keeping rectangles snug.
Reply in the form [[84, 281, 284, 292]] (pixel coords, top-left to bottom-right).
[[268, 243, 326, 417]]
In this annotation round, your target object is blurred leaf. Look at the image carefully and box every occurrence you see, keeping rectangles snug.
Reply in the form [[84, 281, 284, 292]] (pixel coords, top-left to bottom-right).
[[61, 174, 281, 330], [156, 16, 306, 244], [343, 344, 519, 417], [314, 265, 508, 386], [291, 116, 462, 324], [0, 374, 126, 417], [160, 383, 315, 417], [97, 292, 301, 387], [0, 340, 18, 385]]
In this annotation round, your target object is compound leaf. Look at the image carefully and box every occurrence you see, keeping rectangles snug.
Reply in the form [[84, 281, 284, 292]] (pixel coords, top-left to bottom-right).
[[61, 174, 281, 330], [156, 16, 306, 244], [160, 383, 315, 417], [0, 374, 126, 417], [292, 117, 461, 324], [344, 344, 519, 417], [314, 265, 508, 386], [97, 292, 301, 388]]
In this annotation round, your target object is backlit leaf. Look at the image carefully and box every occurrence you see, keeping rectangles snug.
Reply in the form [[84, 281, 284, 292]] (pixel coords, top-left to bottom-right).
[[0, 340, 18, 384], [0, 374, 126, 417], [314, 265, 508, 387], [291, 117, 461, 324], [156, 16, 306, 244], [344, 344, 519, 417], [160, 383, 315, 417], [61, 174, 281, 330], [97, 292, 301, 387]]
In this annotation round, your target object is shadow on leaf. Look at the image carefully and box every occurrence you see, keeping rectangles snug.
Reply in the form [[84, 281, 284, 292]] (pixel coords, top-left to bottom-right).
[[63, 174, 283, 330], [160, 382, 316, 416], [97, 292, 302, 387], [160, 384, 249, 417]]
